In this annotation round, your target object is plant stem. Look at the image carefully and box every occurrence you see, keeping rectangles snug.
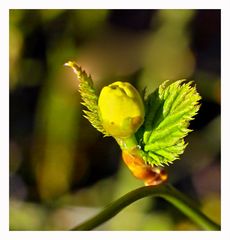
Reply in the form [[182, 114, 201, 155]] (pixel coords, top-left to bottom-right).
[[71, 183, 220, 231], [115, 135, 138, 150]]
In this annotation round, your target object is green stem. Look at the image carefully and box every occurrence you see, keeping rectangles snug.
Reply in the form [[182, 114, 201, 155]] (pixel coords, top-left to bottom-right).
[[71, 184, 220, 231], [115, 135, 138, 150]]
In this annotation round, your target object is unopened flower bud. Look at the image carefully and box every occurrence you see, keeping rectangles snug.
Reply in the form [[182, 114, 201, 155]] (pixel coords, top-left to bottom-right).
[[98, 81, 145, 138]]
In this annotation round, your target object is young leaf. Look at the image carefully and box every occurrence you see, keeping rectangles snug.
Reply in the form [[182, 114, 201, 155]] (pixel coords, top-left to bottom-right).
[[137, 80, 201, 166], [65, 61, 109, 136]]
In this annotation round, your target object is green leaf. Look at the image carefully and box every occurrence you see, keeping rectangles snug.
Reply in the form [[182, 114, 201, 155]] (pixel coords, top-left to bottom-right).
[[65, 61, 108, 136], [137, 80, 201, 166]]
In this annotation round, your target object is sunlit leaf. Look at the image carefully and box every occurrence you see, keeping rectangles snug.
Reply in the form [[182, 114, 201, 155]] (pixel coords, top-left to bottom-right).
[[65, 61, 108, 136], [137, 80, 201, 166]]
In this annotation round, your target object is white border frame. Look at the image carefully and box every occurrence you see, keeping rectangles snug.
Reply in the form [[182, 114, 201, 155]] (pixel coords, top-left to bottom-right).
[[1, 1, 230, 240]]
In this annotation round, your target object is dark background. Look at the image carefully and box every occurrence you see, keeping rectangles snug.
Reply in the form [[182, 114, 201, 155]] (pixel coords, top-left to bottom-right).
[[10, 9, 220, 230]]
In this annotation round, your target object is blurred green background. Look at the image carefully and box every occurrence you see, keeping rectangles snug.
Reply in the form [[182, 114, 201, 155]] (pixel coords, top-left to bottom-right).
[[9, 9, 220, 230]]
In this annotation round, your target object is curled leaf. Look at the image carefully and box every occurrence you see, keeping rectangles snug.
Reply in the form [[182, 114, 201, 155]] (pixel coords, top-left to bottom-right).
[[65, 61, 108, 136]]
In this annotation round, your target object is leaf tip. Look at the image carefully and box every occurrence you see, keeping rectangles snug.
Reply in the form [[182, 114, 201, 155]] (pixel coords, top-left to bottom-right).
[[64, 61, 81, 78]]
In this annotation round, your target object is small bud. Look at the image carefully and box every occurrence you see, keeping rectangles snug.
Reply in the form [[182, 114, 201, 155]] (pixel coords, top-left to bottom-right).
[[122, 150, 168, 186], [98, 81, 145, 138]]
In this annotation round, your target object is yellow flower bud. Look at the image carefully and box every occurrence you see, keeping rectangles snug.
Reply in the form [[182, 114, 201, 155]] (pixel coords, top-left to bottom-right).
[[98, 81, 145, 138]]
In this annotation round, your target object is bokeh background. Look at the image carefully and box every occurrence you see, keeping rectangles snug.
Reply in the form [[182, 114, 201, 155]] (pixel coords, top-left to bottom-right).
[[9, 9, 220, 230]]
